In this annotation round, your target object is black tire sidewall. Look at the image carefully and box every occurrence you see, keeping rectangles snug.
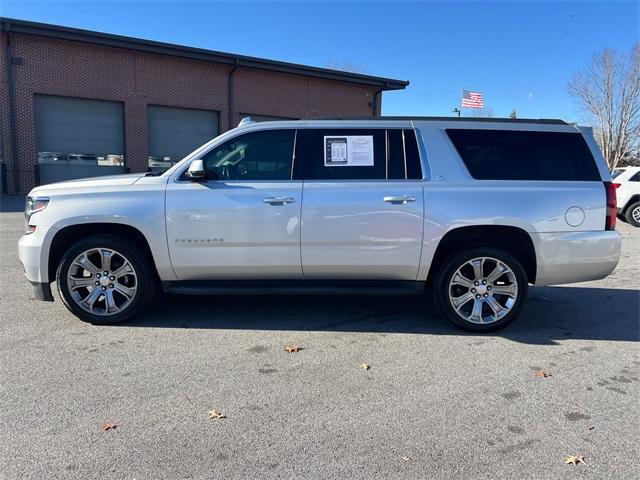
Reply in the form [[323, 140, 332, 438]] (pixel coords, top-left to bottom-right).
[[56, 235, 155, 324], [624, 202, 640, 227], [434, 247, 528, 332]]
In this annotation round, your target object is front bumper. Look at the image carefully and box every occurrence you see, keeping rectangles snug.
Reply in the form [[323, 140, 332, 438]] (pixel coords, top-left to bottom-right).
[[18, 225, 55, 301], [30, 280, 54, 301], [531, 230, 621, 286]]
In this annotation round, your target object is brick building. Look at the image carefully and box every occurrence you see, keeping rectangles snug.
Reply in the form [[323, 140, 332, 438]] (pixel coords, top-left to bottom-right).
[[0, 18, 408, 193]]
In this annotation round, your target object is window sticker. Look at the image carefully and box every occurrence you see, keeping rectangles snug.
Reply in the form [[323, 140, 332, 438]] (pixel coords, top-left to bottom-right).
[[324, 135, 374, 167]]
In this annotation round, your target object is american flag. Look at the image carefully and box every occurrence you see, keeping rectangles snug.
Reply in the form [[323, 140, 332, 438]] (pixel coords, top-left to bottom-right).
[[461, 90, 484, 108]]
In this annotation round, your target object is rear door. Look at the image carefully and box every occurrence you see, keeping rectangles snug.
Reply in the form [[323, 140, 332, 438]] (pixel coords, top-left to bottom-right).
[[300, 128, 424, 279]]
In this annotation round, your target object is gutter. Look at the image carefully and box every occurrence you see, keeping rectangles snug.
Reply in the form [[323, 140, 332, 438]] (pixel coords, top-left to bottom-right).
[[228, 59, 239, 131]]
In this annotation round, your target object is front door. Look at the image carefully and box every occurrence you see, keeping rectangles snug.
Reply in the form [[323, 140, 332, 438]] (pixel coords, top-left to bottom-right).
[[165, 129, 302, 280], [301, 128, 424, 280]]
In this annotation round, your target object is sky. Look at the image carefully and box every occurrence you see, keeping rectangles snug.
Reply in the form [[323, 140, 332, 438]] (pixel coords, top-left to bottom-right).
[[1, 0, 638, 121]]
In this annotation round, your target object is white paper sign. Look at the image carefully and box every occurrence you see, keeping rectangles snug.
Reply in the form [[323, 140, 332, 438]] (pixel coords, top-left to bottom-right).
[[324, 135, 374, 167]]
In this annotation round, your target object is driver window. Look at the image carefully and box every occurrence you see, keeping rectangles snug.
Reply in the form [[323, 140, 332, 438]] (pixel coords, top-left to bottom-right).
[[201, 129, 295, 181]]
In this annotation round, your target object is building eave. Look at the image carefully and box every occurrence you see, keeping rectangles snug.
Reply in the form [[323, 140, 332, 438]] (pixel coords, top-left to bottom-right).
[[0, 17, 409, 91]]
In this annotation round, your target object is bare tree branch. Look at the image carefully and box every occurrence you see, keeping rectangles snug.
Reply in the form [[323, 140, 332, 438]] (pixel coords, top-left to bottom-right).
[[568, 44, 640, 170]]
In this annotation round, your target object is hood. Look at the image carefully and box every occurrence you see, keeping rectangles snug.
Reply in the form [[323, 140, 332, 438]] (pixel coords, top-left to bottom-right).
[[29, 173, 149, 195]]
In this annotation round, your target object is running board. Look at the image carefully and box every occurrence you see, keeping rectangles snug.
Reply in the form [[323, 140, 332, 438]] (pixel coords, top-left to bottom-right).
[[162, 280, 424, 296]]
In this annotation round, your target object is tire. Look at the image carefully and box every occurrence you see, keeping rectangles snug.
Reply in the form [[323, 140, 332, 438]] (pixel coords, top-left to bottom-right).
[[56, 234, 157, 324], [624, 201, 640, 227], [433, 247, 528, 332]]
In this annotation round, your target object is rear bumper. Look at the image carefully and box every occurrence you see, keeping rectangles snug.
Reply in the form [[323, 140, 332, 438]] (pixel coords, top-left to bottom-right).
[[531, 230, 621, 286]]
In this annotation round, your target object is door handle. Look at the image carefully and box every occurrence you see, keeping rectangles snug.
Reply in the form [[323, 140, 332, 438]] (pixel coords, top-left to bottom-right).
[[384, 195, 416, 205], [263, 196, 296, 205]]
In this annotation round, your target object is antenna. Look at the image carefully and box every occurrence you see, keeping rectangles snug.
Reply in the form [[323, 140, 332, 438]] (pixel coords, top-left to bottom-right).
[[238, 117, 254, 127]]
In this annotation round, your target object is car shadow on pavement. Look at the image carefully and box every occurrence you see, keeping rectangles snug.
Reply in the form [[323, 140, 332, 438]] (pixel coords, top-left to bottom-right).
[[123, 286, 640, 345]]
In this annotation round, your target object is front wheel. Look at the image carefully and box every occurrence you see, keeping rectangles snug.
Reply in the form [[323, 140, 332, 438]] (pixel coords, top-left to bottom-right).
[[434, 247, 528, 332], [624, 201, 640, 227], [56, 235, 156, 324]]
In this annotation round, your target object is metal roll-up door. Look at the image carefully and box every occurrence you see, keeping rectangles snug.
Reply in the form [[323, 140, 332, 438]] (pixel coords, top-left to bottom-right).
[[35, 95, 126, 185], [147, 106, 219, 171]]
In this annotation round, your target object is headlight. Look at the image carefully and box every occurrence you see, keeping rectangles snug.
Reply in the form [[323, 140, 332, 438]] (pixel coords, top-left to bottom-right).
[[24, 196, 49, 234]]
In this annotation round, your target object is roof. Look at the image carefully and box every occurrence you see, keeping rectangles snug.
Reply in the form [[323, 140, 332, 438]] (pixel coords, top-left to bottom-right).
[[0, 17, 409, 91]]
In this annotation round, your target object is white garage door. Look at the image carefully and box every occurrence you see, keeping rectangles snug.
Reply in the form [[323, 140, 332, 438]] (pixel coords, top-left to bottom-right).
[[35, 95, 126, 185], [148, 106, 219, 171]]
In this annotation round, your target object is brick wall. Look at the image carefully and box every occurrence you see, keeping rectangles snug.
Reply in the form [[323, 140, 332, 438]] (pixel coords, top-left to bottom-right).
[[1, 32, 380, 193]]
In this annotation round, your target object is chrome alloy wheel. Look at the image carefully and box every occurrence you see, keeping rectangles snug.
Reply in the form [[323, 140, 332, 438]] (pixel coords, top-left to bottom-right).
[[632, 206, 640, 223], [67, 248, 138, 316], [448, 256, 518, 325]]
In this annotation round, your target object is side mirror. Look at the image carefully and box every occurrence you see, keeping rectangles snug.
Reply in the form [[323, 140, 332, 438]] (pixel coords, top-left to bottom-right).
[[186, 159, 205, 180]]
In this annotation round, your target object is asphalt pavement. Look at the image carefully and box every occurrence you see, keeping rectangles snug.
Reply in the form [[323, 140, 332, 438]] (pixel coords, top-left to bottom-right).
[[0, 197, 638, 479]]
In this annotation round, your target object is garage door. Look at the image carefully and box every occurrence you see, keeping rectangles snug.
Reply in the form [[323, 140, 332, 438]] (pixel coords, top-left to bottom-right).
[[148, 106, 219, 171], [35, 95, 126, 185]]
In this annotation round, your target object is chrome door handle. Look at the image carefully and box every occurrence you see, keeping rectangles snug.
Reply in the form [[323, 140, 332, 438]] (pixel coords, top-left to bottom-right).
[[263, 196, 296, 205], [384, 195, 416, 204]]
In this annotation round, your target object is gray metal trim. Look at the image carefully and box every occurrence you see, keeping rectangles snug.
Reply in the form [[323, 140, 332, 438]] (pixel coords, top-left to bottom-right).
[[0, 17, 409, 90], [162, 279, 424, 296]]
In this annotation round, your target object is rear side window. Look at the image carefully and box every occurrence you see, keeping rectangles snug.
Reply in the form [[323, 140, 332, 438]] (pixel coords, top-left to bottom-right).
[[630, 171, 640, 182], [305, 128, 422, 180], [446, 129, 601, 181], [305, 129, 386, 180]]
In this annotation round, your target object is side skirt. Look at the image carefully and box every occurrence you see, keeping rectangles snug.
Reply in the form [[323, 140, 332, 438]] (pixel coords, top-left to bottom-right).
[[162, 279, 425, 296]]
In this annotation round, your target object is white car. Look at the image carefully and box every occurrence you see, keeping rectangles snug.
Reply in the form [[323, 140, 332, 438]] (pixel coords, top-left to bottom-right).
[[612, 166, 640, 227], [18, 117, 621, 332]]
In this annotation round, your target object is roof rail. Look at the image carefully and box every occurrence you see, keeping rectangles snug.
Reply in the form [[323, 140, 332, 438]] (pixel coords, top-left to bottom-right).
[[315, 116, 568, 125]]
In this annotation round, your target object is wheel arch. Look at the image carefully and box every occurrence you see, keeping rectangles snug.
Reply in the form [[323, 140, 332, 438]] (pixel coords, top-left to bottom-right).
[[426, 225, 537, 286], [48, 223, 159, 282], [621, 194, 640, 214]]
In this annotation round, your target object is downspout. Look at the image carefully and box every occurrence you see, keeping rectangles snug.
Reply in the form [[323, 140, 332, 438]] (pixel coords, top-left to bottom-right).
[[228, 59, 239, 131], [3, 21, 20, 193], [372, 88, 382, 117]]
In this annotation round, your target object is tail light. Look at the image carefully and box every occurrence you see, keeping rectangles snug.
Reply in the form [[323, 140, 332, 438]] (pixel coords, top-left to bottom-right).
[[604, 181, 617, 231], [613, 183, 622, 189]]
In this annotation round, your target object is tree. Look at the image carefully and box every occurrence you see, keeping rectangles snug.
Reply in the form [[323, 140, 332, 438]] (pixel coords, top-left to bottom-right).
[[568, 44, 640, 170], [509, 109, 517, 119], [324, 59, 370, 74], [469, 107, 494, 118]]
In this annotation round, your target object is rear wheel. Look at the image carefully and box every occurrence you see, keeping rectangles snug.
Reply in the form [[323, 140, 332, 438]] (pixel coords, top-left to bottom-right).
[[56, 235, 156, 324], [624, 201, 640, 227], [434, 247, 528, 332]]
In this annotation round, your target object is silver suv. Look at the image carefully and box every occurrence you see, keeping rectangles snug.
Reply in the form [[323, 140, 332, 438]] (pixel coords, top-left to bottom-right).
[[18, 117, 621, 331]]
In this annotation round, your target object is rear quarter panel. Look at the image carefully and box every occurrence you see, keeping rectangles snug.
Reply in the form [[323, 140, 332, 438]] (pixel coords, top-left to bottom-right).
[[413, 122, 614, 284]]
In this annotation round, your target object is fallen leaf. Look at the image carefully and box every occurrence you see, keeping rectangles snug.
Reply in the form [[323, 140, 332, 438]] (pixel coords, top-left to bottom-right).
[[100, 422, 117, 431], [361, 363, 370, 370], [284, 345, 301, 353], [208, 409, 226, 419], [401, 456, 413, 462], [534, 370, 552, 378], [588, 426, 595, 431], [565, 454, 586, 465]]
